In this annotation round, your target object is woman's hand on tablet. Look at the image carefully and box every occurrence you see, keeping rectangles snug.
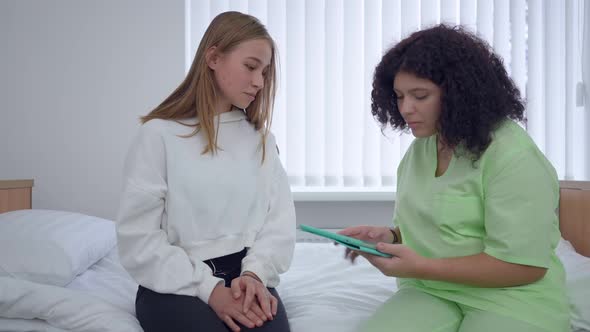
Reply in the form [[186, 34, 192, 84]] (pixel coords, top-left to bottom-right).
[[338, 226, 394, 263], [358, 243, 428, 279]]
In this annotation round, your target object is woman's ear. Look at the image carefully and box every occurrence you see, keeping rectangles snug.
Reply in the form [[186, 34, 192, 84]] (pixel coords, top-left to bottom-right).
[[206, 46, 220, 70]]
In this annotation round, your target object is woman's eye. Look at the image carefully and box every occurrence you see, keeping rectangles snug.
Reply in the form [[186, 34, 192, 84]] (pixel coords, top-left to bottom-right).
[[415, 95, 428, 100], [245, 64, 256, 71]]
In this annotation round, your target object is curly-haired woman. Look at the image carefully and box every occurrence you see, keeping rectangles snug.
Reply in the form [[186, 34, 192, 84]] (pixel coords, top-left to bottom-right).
[[339, 25, 569, 332]]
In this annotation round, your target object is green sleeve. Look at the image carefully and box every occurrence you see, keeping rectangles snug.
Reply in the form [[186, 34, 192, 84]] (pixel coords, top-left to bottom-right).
[[482, 147, 559, 268], [393, 140, 415, 227]]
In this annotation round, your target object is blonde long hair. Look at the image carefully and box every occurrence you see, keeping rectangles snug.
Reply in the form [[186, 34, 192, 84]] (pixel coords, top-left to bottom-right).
[[141, 11, 277, 161]]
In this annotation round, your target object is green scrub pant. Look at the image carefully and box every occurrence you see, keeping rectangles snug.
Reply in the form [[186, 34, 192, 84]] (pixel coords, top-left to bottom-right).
[[359, 288, 547, 332]]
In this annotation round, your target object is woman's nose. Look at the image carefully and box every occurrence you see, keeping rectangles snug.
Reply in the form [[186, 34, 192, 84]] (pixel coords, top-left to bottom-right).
[[252, 73, 264, 89], [398, 99, 413, 115]]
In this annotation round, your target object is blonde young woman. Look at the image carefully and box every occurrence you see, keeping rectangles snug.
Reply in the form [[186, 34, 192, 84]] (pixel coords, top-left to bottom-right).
[[116, 12, 295, 332]]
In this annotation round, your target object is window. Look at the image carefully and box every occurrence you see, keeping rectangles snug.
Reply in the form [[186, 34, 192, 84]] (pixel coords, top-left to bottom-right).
[[187, 0, 589, 197]]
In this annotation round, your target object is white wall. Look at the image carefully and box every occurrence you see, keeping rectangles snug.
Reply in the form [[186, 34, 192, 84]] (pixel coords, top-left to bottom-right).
[[0, 1, 394, 228], [0, 0, 185, 218], [295, 201, 394, 230]]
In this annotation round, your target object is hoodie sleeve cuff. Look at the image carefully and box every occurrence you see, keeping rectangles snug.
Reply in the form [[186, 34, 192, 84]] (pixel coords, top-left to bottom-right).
[[241, 262, 268, 287], [196, 275, 225, 304]]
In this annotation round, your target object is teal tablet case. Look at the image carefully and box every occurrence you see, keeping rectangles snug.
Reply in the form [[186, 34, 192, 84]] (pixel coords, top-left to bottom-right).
[[299, 224, 392, 258]]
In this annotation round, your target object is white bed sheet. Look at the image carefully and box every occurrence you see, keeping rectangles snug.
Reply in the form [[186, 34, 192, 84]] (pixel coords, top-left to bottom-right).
[[0, 247, 141, 332], [0, 317, 68, 332], [5, 242, 585, 332], [68, 243, 397, 332], [277, 243, 398, 332], [67, 247, 138, 316], [71, 243, 396, 332], [0, 275, 142, 332]]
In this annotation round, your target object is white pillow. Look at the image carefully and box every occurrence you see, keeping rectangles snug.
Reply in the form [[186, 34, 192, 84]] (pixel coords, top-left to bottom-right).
[[556, 238, 590, 331], [0, 209, 116, 287]]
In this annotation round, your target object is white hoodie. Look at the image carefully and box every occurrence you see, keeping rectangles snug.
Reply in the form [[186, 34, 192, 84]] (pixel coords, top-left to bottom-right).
[[116, 110, 296, 304]]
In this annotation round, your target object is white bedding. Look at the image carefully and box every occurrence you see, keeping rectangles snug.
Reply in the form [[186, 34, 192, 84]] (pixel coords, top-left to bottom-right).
[[0, 247, 142, 332], [278, 243, 398, 332], [1, 209, 587, 331], [67, 248, 138, 316], [0, 317, 68, 332], [0, 247, 141, 332], [1, 241, 588, 332], [0, 242, 394, 332], [0, 275, 141, 332]]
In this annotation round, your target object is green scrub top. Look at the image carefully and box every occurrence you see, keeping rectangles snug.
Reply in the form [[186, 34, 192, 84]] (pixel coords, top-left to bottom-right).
[[395, 120, 570, 332]]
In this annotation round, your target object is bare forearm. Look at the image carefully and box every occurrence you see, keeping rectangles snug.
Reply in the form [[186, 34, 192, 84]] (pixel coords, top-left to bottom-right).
[[417, 252, 547, 287]]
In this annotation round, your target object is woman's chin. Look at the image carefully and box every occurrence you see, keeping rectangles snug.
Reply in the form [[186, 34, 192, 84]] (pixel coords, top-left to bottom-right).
[[233, 101, 252, 109], [410, 128, 435, 138]]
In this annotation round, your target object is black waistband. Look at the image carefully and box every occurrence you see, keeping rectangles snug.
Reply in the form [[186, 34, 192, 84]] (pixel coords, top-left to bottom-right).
[[203, 248, 248, 284]]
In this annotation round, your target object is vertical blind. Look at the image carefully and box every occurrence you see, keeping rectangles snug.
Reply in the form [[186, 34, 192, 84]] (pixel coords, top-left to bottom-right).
[[187, 0, 589, 192]]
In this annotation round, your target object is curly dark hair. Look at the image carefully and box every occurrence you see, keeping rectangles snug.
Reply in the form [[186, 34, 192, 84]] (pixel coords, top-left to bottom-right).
[[371, 24, 525, 162]]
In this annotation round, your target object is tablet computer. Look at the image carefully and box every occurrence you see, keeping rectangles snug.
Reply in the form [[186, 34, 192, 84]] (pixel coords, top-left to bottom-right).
[[299, 224, 392, 258]]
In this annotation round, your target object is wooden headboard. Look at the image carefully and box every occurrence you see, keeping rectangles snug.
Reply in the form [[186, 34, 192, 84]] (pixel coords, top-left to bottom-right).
[[0, 179, 34, 214], [559, 180, 590, 257]]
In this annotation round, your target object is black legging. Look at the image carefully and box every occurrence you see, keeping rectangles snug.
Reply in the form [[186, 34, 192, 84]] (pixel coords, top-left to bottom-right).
[[135, 249, 290, 332]]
